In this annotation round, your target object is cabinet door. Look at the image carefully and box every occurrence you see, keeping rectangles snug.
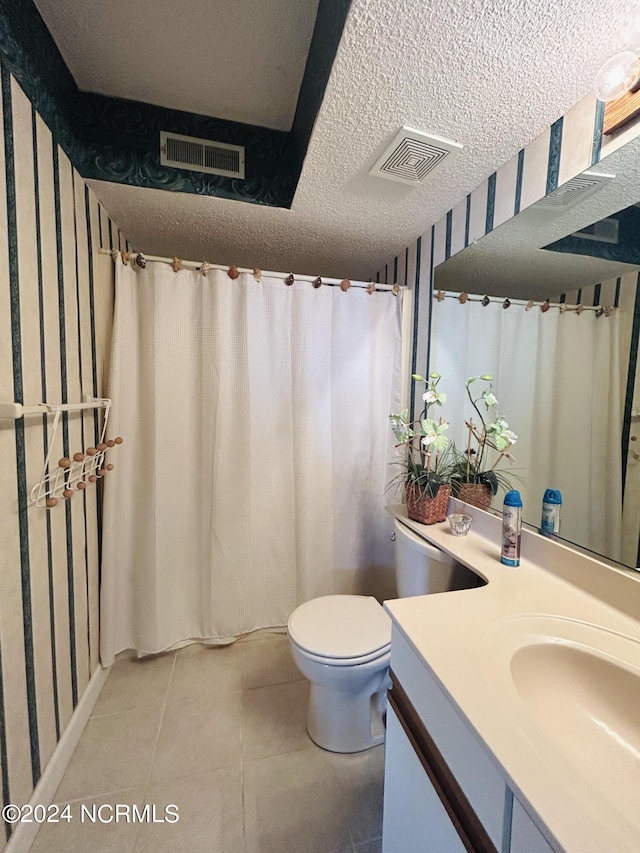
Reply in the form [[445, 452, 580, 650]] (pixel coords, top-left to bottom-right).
[[383, 704, 467, 853], [391, 627, 506, 848]]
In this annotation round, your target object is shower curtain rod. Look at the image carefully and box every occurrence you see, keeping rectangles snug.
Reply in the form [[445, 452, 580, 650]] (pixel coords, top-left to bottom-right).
[[433, 290, 614, 314], [100, 249, 405, 292]]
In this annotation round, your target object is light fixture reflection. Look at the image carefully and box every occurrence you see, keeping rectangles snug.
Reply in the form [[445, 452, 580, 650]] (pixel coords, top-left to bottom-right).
[[594, 50, 640, 102]]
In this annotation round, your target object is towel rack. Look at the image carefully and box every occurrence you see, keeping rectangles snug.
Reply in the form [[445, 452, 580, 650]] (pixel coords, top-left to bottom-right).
[[0, 396, 122, 507]]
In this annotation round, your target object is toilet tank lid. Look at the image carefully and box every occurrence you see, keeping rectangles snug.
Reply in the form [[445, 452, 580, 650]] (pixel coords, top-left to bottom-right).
[[394, 517, 457, 563], [288, 595, 391, 659]]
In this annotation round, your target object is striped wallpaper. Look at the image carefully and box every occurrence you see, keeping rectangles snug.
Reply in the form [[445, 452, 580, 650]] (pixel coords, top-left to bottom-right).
[[0, 61, 124, 848], [376, 91, 640, 566]]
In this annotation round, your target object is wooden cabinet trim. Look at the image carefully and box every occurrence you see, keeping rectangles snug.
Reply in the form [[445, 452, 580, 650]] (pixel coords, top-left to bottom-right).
[[388, 668, 499, 853]]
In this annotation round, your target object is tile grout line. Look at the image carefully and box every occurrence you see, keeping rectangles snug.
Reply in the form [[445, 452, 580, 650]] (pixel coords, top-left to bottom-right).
[[239, 646, 248, 853], [134, 651, 178, 851], [144, 653, 177, 787]]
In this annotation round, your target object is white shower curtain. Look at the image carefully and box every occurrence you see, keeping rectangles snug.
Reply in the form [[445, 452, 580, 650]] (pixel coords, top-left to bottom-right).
[[431, 297, 622, 561], [100, 263, 402, 665]]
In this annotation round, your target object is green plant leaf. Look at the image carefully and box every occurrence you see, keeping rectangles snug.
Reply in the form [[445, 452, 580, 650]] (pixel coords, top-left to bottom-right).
[[479, 470, 499, 495]]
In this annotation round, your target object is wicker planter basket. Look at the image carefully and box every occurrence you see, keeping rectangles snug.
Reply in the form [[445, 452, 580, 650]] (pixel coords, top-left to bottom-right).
[[405, 484, 451, 525], [453, 482, 493, 510]]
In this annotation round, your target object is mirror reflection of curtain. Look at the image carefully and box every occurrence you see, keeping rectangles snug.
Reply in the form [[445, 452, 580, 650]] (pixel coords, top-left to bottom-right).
[[431, 297, 622, 561], [100, 263, 402, 666]]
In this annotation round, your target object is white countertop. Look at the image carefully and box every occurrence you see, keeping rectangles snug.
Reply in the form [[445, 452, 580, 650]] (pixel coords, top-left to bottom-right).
[[384, 504, 640, 853]]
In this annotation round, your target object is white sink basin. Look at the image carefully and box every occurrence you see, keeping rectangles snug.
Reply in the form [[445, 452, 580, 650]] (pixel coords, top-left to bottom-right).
[[489, 615, 640, 834], [511, 639, 640, 811]]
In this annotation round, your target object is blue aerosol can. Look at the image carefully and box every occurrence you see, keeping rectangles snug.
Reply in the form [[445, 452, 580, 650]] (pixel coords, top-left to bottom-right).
[[540, 489, 562, 537], [501, 490, 522, 567]]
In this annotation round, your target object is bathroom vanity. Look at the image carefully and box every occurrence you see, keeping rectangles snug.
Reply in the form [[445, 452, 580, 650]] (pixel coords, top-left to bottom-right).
[[382, 506, 640, 853]]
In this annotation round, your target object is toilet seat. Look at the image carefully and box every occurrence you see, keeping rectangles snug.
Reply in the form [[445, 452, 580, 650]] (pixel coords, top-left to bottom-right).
[[293, 641, 391, 668], [288, 595, 391, 665]]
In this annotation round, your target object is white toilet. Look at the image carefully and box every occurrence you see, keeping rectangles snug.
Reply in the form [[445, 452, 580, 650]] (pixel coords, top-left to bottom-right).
[[287, 517, 462, 753]]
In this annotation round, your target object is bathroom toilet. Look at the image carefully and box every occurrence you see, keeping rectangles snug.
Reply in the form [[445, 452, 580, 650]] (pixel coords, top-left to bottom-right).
[[287, 517, 461, 753]]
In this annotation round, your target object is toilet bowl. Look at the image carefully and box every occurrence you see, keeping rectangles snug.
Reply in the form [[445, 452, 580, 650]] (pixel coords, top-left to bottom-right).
[[288, 595, 392, 753], [287, 518, 462, 753]]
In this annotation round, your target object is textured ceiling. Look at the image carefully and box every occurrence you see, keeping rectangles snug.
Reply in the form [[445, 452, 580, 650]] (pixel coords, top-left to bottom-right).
[[435, 135, 640, 301], [33, 0, 319, 131], [88, 0, 634, 279]]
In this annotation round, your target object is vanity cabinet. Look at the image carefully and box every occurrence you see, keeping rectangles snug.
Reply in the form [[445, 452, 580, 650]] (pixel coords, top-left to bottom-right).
[[382, 626, 556, 853]]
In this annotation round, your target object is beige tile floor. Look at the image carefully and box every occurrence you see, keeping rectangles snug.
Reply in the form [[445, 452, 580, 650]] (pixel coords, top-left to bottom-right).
[[31, 633, 384, 853]]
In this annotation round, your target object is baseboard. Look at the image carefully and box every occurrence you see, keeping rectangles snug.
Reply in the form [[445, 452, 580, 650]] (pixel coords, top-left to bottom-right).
[[5, 664, 111, 853]]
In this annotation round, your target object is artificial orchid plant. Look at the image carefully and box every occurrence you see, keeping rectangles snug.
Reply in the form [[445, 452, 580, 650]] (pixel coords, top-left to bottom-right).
[[451, 375, 520, 495], [388, 372, 454, 499]]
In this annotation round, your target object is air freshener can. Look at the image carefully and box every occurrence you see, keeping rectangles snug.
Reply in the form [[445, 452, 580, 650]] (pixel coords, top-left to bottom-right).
[[501, 490, 522, 567], [540, 488, 562, 536]]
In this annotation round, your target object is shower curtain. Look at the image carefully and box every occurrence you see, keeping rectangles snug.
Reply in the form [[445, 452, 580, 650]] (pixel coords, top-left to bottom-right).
[[431, 297, 622, 561], [100, 263, 402, 665]]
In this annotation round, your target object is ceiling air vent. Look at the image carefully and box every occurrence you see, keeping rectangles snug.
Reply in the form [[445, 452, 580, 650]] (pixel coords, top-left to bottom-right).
[[160, 131, 245, 179], [369, 126, 463, 185], [532, 171, 615, 210]]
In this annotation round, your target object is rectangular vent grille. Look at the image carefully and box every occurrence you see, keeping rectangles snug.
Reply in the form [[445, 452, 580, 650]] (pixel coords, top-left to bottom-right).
[[370, 127, 463, 185], [533, 171, 615, 210], [160, 131, 245, 179]]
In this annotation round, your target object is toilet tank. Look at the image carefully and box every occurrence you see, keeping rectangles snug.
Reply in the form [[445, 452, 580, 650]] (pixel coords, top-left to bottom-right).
[[393, 517, 481, 597]]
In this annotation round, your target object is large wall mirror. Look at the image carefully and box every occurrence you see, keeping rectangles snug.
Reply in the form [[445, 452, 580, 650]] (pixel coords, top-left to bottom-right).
[[432, 133, 640, 569]]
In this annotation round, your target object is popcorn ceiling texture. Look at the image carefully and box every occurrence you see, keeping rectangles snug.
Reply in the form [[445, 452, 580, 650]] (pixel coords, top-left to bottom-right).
[[89, 0, 632, 279]]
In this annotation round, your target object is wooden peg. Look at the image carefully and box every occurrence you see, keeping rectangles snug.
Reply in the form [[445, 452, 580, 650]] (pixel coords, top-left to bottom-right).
[[62, 488, 74, 498], [45, 497, 58, 508], [340, 279, 351, 292], [77, 482, 87, 490], [73, 452, 85, 462], [86, 447, 98, 456], [98, 469, 106, 476], [58, 457, 71, 469], [88, 475, 97, 483], [106, 439, 115, 448], [114, 437, 123, 444], [97, 443, 107, 451], [106, 463, 114, 471]]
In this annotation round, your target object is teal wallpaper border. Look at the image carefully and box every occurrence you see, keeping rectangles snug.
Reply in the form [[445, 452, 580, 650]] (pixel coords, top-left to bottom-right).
[[0, 0, 351, 208]]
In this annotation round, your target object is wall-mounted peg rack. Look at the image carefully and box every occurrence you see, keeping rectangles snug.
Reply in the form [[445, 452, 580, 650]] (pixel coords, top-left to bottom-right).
[[0, 396, 123, 508]]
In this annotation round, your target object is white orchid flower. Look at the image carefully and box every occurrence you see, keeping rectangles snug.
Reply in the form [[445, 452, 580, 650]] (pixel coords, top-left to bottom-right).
[[389, 411, 413, 443], [487, 418, 518, 450], [420, 418, 449, 451], [482, 390, 498, 408]]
